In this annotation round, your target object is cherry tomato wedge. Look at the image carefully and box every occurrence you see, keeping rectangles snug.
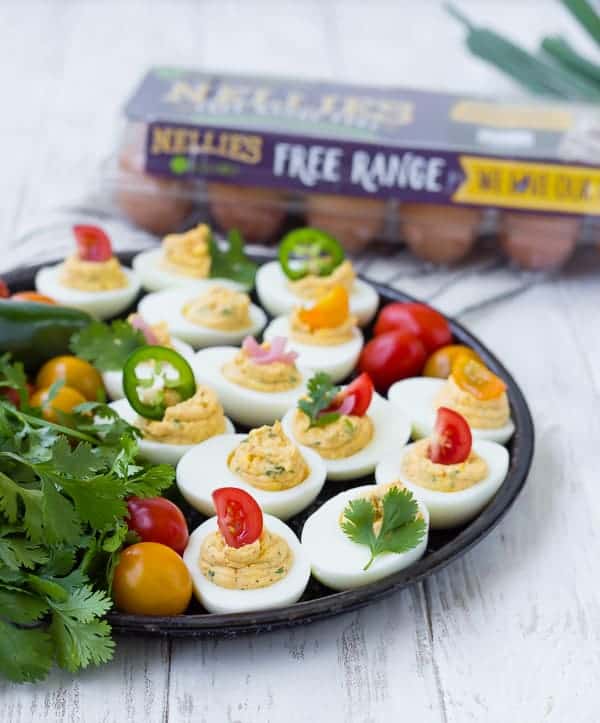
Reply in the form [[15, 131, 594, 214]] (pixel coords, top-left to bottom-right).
[[298, 285, 349, 330], [452, 356, 506, 401], [112, 542, 192, 616], [278, 227, 345, 280], [73, 224, 113, 262], [358, 330, 427, 392], [327, 372, 373, 417], [374, 302, 452, 353], [11, 291, 56, 304], [423, 345, 482, 379], [36, 355, 103, 402], [428, 407, 472, 465], [212, 487, 263, 549], [127, 497, 189, 555]]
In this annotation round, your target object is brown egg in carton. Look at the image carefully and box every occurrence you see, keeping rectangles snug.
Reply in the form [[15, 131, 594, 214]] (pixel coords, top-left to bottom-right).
[[397, 203, 483, 265], [498, 212, 580, 271]]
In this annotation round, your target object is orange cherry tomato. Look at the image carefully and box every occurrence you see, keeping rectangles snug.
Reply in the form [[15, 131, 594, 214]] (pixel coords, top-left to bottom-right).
[[36, 355, 103, 402], [112, 542, 192, 616], [452, 357, 506, 401], [298, 285, 349, 330], [11, 291, 56, 304], [30, 385, 87, 423], [423, 345, 482, 379]]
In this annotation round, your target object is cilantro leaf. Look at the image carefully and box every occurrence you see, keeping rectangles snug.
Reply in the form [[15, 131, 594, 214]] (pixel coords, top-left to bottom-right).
[[49, 585, 114, 673], [341, 486, 427, 570], [0, 587, 49, 624], [0, 621, 54, 683], [69, 320, 145, 372], [0, 354, 30, 409], [209, 229, 257, 288], [0, 532, 48, 570], [297, 372, 341, 427]]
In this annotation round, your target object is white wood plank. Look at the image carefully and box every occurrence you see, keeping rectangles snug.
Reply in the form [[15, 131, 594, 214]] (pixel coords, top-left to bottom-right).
[[420, 268, 600, 722], [168, 589, 443, 723], [0, 636, 171, 723]]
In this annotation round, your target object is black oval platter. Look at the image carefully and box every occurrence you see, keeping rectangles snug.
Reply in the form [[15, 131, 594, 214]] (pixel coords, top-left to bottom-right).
[[4, 249, 534, 638]]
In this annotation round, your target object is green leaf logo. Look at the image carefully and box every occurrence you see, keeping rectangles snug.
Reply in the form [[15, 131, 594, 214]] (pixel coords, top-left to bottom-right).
[[169, 156, 191, 175]]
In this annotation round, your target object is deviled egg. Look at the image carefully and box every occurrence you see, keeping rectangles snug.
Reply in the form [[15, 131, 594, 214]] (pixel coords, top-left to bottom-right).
[[192, 336, 311, 427], [132, 223, 249, 292], [101, 313, 194, 400], [281, 372, 410, 481], [138, 282, 266, 348], [177, 421, 326, 520], [256, 228, 378, 326], [376, 407, 509, 528], [388, 356, 515, 444], [184, 487, 310, 613], [264, 285, 363, 383], [301, 482, 429, 591], [109, 345, 234, 464], [35, 225, 140, 320]]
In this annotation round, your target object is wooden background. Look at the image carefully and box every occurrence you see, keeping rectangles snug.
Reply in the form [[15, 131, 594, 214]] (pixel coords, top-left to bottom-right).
[[0, 1, 599, 721]]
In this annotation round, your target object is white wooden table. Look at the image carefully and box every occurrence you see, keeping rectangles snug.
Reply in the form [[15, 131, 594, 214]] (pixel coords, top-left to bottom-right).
[[1, 2, 599, 721]]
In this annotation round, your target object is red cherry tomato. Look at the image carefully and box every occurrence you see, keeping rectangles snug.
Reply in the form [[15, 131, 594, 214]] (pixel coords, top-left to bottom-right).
[[0, 280, 9, 298], [127, 497, 189, 555], [212, 487, 263, 549], [73, 224, 113, 261], [374, 302, 452, 353], [328, 372, 374, 417], [428, 407, 472, 465], [358, 330, 427, 393]]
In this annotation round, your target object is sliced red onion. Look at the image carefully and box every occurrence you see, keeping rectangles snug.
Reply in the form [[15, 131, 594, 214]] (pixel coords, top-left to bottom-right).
[[242, 335, 298, 365], [335, 394, 356, 416], [130, 313, 159, 345]]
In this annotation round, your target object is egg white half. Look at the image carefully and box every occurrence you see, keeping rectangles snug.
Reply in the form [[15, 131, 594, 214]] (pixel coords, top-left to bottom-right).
[[375, 440, 509, 528], [138, 283, 267, 348], [184, 514, 310, 613], [255, 260, 379, 327], [281, 391, 410, 481], [108, 398, 235, 465], [176, 433, 326, 520], [388, 377, 515, 444], [301, 483, 429, 591], [35, 264, 141, 320], [102, 338, 196, 401], [132, 248, 248, 293], [263, 316, 362, 383], [192, 346, 312, 427]]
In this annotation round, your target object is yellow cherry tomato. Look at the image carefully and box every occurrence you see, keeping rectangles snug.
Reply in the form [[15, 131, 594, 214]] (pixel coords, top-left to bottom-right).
[[298, 285, 349, 330], [423, 344, 482, 379], [112, 542, 192, 616], [452, 357, 506, 401], [30, 385, 87, 424], [36, 355, 103, 402]]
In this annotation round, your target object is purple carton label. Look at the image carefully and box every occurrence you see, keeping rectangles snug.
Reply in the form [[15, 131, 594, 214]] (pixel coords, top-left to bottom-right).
[[130, 68, 600, 215]]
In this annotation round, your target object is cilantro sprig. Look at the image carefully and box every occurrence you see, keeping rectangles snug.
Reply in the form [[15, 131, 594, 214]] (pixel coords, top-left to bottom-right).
[[209, 228, 257, 289], [0, 355, 175, 683], [70, 320, 146, 372], [341, 487, 427, 570], [298, 372, 341, 428]]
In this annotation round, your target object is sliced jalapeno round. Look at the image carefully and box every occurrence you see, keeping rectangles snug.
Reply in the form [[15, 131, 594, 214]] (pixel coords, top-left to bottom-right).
[[123, 345, 196, 421], [278, 227, 345, 281]]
